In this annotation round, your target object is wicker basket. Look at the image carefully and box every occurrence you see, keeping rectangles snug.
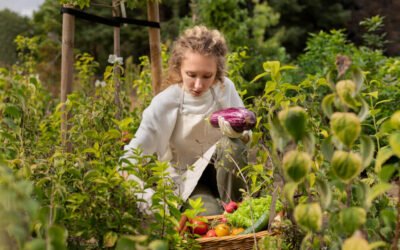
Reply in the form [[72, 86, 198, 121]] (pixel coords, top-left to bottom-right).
[[195, 215, 273, 250]]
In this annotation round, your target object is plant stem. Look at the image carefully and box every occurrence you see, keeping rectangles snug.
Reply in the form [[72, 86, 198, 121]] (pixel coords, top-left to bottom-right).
[[391, 180, 400, 250], [346, 182, 352, 207], [267, 186, 278, 233], [228, 154, 258, 250]]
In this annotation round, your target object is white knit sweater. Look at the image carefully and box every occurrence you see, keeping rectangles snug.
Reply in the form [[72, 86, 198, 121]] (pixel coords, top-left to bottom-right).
[[122, 77, 244, 163]]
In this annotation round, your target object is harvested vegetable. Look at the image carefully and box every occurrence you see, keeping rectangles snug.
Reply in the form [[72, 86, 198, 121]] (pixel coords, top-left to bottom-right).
[[226, 196, 283, 229], [209, 107, 256, 132], [222, 200, 238, 213]]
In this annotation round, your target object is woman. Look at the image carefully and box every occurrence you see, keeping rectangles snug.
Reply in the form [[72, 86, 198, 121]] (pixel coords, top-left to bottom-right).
[[121, 25, 250, 215]]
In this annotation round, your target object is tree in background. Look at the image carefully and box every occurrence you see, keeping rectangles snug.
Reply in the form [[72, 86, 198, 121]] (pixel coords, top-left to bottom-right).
[[0, 9, 32, 66], [268, 0, 354, 57]]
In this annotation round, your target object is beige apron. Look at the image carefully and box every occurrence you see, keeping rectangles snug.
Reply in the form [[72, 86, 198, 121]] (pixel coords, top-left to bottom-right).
[[168, 86, 222, 202]]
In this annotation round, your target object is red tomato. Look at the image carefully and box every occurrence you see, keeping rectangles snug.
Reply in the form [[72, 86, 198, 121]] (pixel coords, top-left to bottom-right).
[[190, 218, 208, 235], [205, 229, 217, 237]]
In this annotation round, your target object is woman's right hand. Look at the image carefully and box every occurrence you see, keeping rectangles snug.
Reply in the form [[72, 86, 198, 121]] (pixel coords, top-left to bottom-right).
[[217, 116, 252, 143]]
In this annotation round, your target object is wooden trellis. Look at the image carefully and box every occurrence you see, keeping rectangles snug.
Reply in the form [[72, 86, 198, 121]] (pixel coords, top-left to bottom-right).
[[60, 1, 161, 151]]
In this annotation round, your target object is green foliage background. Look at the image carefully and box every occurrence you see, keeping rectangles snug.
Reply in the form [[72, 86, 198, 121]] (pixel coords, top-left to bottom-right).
[[1, 1, 400, 249]]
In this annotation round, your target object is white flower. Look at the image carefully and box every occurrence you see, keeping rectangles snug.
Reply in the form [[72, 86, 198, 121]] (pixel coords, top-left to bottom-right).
[[95, 80, 106, 87], [108, 54, 124, 65]]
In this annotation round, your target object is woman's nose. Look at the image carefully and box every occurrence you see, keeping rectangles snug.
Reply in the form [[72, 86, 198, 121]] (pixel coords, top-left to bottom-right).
[[194, 78, 203, 89]]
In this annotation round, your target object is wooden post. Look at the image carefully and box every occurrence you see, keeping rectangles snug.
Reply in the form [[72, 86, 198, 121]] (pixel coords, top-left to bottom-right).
[[113, 0, 122, 119], [60, 4, 75, 152], [147, 0, 162, 95]]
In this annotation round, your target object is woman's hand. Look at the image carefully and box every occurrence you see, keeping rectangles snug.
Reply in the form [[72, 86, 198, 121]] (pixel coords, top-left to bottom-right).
[[217, 116, 252, 143]]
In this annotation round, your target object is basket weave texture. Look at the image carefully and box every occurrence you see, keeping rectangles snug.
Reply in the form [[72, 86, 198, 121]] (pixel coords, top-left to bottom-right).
[[195, 215, 272, 250]]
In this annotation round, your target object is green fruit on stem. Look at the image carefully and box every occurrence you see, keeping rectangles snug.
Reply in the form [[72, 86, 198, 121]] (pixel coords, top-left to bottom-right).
[[390, 111, 400, 130], [336, 80, 358, 109], [389, 132, 400, 158], [339, 207, 367, 235], [278, 106, 308, 142], [282, 150, 312, 183], [331, 150, 362, 182], [330, 112, 361, 148], [342, 234, 370, 250], [294, 202, 322, 232]]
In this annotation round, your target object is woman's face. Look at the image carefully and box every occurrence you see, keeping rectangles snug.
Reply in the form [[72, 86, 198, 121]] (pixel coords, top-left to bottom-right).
[[180, 51, 217, 97]]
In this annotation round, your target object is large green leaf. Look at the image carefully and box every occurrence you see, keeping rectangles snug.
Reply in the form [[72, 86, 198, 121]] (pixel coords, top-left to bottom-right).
[[357, 97, 369, 122], [352, 67, 364, 93], [375, 146, 394, 173], [360, 135, 375, 168], [315, 178, 332, 209], [321, 94, 335, 118], [366, 183, 393, 208]]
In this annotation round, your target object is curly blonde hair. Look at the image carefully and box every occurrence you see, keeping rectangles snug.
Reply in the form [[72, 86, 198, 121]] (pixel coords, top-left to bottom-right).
[[163, 25, 228, 87]]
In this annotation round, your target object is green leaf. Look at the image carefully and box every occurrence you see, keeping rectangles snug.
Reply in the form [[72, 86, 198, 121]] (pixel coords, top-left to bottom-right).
[[353, 181, 369, 208], [365, 91, 378, 99], [369, 241, 388, 249], [118, 117, 134, 129], [283, 182, 298, 207], [378, 165, 397, 182], [375, 146, 394, 173], [148, 240, 168, 250], [322, 94, 335, 118], [115, 235, 147, 250], [376, 99, 393, 106], [352, 67, 364, 93], [264, 80, 277, 95], [357, 97, 369, 122], [48, 225, 67, 250], [301, 131, 315, 156], [376, 117, 388, 126], [321, 136, 334, 162], [23, 239, 46, 250], [105, 129, 121, 140], [263, 61, 281, 82], [280, 65, 297, 71], [103, 231, 118, 248], [389, 132, 400, 157], [315, 178, 332, 209], [83, 130, 98, 139], [4, 104, 22, 118], [366, 183, 393, 207], [360, 135, 375, 168], [251, 71, 269, 83]]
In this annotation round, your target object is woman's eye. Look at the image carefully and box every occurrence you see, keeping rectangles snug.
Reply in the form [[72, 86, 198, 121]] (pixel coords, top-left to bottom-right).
[[203, 75, 213, 79], [187, 72, 195, 77]]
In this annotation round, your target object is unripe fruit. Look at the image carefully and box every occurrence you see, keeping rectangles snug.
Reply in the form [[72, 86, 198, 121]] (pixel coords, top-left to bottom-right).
[[342, 234, 370, 250], [294, 203, 322, 232], [389, 132, 400, 157], [330, 112, 361, 148], [339, 207, 367, 235], [390, 111, 400, 130], [331, 150, 362, 182], [282, 150, 312, 183], [336, 80, 357, 108], [278, 106, 308, 142]]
